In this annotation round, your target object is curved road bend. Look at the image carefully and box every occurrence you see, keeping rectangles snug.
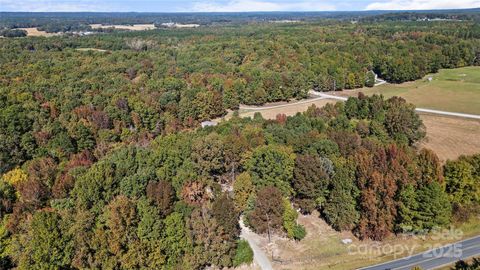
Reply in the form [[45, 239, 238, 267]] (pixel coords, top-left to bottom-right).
[[358, 235, 480, 270], [239, 219, 273, 270]]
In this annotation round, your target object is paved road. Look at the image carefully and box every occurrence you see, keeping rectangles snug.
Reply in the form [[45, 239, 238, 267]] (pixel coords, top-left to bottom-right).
[[239, 219, 273, 270], [309, 91, 480, 120], [358, 236, 480, 270]]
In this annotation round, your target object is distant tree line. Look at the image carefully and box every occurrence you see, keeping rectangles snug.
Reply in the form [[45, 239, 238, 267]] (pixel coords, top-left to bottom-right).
[[0, 28, 26, 37]]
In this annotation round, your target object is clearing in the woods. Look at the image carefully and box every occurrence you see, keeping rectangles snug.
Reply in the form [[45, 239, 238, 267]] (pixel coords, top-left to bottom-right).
[[218, 67, 480, 162], [336, 67, 480, 115]]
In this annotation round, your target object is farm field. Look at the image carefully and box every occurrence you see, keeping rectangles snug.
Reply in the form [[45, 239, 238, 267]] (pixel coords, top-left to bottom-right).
[[222, 99, 480, 162], [239, 98, 335, 120], [220, 67, 480, 162], [16, 27, 60, 37], [336, 67, 480, 115], [419, 114, 480, 162]]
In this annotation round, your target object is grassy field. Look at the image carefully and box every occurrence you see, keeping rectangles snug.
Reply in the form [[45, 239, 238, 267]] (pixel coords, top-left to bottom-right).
[[337, 67, 480, 115], [216, 67, 480, 162], [257, 214, 480, 270]]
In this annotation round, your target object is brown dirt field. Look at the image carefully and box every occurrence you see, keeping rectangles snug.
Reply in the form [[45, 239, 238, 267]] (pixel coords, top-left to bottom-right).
[[218, 98, 337, 121], [17, 28, 60, 37], [89, 24, 156, 31], [418, 114, 480, 162], [215, 97, 480, 162]]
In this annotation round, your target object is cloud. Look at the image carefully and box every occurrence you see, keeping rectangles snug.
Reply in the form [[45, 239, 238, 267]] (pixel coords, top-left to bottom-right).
[[191, 0, 336, 12], [365, 0, 480, 10], [0, 0, 115, 12]]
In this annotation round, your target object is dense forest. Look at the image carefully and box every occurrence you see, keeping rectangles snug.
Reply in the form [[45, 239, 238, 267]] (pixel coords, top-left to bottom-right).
[[1, 22, 479, 175], [1, 92, 480, 269], [1, 16, 480, 269]]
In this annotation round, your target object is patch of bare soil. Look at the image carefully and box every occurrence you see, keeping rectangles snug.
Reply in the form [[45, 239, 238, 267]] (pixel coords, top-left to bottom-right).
[[215, 97, 480, 163], [17, 28, 60, 37], [239, 98, 337, 120], [419, 114, 480, 162], [233, 262, 262, 270], [267, 213, 356, 270]]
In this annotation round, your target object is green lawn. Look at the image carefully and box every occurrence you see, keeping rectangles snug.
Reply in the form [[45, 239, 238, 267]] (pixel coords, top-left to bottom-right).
[[344, 67, 480, 115]]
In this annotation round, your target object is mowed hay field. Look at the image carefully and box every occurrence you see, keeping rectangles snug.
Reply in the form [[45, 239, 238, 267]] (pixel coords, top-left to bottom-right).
[[219, 67, 480, 162], [419, 114, 480, 162], [239, 98, 335, 120], [337, 67, 480, 115], [217, 97, 337, 121], [17, 28, 60, 37]]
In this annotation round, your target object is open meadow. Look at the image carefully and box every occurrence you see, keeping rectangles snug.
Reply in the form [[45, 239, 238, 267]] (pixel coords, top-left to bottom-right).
[[16, 27, 60, 37], [222, 67, 480, 162], [337, 67, 480, 115]]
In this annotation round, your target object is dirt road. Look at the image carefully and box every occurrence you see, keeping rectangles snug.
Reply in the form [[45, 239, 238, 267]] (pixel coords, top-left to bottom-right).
[[240, 219, 273, 270]]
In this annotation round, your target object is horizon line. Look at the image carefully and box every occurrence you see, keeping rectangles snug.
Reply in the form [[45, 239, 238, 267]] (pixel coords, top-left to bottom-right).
[[0, 7, 479, 13]]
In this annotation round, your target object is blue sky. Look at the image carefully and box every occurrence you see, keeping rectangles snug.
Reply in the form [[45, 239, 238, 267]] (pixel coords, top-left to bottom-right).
[[0, 0, 479, 12]]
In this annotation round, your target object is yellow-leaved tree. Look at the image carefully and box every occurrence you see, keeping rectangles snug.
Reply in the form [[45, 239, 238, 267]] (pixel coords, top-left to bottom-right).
[[1, 167, 27, 186]]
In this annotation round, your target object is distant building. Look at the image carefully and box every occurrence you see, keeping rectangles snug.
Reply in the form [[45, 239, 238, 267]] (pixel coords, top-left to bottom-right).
[[201, 121, 218, 128]]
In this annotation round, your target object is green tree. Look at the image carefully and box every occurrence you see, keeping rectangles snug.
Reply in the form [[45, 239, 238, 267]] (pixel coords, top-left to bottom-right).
[[245, 145, 295, 196], [233, 240, 253, 267], [0, 180, 16, 219], [191, 133, 225, 177], [396, 184, 420, 232], [445, 160, 479, 205], [365, 71, 376, 87], [0, 219, 13, 269], [73, 123, 96, 151], [384, 97, 425, 145], [17, 211, 73, 270], [162, 212, 191, 268], [416, 182, 452, 230], [292, 154, 331, 213], [323, 158, 359, 231]]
